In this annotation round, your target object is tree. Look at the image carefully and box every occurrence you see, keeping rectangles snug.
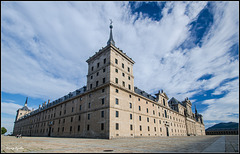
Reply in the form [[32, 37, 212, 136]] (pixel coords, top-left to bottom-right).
[[1, 127, 7, 135]]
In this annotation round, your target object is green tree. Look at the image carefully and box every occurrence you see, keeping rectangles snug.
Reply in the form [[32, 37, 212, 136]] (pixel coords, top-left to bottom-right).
[[1, 127, 7, 135]]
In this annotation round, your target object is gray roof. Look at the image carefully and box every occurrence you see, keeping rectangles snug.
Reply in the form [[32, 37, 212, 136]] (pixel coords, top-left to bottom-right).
[[20, 106, 31, 111], [18, 86, 87, 121], [134, 87, 156, 101], [168, 97, 182, 105]]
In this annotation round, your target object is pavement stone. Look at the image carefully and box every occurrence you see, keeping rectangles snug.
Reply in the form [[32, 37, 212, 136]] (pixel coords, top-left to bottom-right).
[[1, 135, 238, 153]]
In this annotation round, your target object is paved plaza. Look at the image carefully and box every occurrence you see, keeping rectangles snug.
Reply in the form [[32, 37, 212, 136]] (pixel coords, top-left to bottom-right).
[[1, 135, 238, 153]]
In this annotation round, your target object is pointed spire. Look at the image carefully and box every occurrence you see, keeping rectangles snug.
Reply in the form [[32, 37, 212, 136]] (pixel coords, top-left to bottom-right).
[[195, 104, 197, 114], [24, 97, 28, 107], [107, 19, 115, 46]]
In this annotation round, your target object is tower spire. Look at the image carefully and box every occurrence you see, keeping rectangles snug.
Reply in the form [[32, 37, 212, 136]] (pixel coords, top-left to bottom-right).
[[195, 104, 197, 114], [24, 97, 28, 107], [107, 19, 115, 46]]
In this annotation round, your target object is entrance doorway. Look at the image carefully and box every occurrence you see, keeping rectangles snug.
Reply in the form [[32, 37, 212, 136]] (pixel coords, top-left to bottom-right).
[[48, 127, 51, 137], [166, 127, 169, 136]]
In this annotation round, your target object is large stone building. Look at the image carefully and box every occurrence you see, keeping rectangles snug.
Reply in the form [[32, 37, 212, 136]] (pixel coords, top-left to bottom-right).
[[13, 22, 205, 139]]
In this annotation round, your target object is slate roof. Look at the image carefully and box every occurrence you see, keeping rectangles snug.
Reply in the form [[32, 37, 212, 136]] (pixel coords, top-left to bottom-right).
[[20, 106, 31, 111], [134, 87, 156, 101]]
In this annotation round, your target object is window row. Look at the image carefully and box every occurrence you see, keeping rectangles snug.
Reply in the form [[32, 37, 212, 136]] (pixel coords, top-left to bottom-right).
[[115, 58, 130, 73], [90, 78, 106, 89], [115, 78, 131, 90], [91, 58, 107, 71]]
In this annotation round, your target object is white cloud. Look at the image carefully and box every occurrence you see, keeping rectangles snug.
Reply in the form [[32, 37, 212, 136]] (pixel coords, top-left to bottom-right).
[[1, 102, 22, 116], [1, 1, 239, 125], [1, 117, 16, 134]]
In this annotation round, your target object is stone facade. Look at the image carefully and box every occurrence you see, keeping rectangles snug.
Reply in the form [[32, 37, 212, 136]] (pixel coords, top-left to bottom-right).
[[13, 24, 205, 139]]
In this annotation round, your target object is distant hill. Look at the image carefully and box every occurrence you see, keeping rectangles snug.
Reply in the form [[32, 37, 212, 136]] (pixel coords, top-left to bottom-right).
[[206, 122, 239, 131]]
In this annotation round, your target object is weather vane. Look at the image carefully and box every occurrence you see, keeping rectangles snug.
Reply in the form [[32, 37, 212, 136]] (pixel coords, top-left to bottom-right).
[[109, 19, 113, 25]]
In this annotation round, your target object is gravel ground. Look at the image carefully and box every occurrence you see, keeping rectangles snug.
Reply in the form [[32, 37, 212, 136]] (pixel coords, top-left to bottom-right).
[[1, 135, 238, 153]]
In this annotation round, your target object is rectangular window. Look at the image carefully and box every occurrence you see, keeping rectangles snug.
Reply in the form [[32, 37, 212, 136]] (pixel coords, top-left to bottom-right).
[[146, 108, 148, 113], [79, 115, 81, 121], [115, 78, 118, 84], [79, 105, 82, 111], [104, 58, 106, 64], [130, 124, 133, 130], [91, 66, 94, 71], [154, 119, 156, 123], [128, 76, 130, 80], [97, 62, 100, 68], [115, 68, 118, 73], [101, 123, 104, 130], [116, 111, 119, 117], [164, 110, 167, 118], [116, 98, 119, 105], [102, 98, 104, 105], [96, 81, 99, 87], [59, 119, 61, 124], [63, 119, 65, 123], [122, 81, 125, 87], [115, 58, 118, 64], [140, 125, 142, 131], [87, 125, 90, 131], [116, 123, 119, 130], [122, 73, 125, 77], [62, 127, 64, 132], [116, 89, 119, 93], [102, 88, 105, 93], [60, 111, 62, 116], [70, 126, 72, 132], [153, 110, 155, 115], [72, 107, 74, 112], [122, 63, 124, 68], [88, 103, 91, 108], [139, 106, 141, 111], [101, 111, 104, 118], [147, 117, 149, 122], [148, 126, 150, 131], [128, 67, 130, 72], [129, 103, 132, 108], [78, 125, 80, 131], [103, 78, 105, 84], [90, 84, 92, 89], [103, 68, 105, 72], [71, 117, 73, 122], [128, 84, 131, 90], [139, 116, 141, 121], [88, 114, 90, 120], [130, 114, 132, 120], [58, 127, 60, 132]]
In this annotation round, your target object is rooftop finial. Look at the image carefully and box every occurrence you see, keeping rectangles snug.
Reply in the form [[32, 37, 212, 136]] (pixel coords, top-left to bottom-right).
[[24, 97, 28, 107], [107, 19, 115, 46]]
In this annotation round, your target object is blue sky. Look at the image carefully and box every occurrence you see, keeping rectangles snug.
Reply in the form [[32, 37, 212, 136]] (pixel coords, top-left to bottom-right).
[[1, 1, 239, 134]]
